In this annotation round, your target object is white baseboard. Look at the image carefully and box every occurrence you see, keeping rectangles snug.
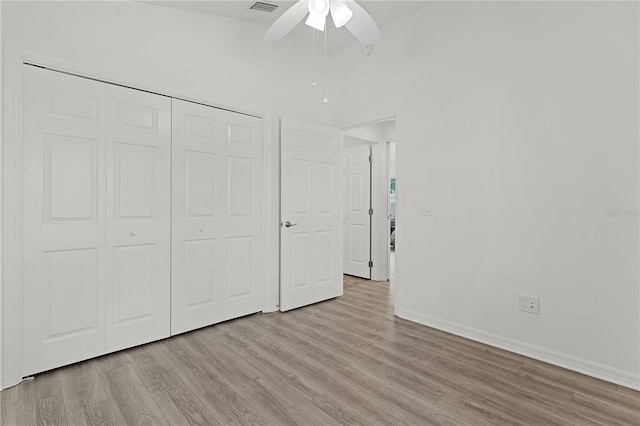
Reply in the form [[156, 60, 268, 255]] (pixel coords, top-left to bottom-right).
[[397, 308, 640, 391]]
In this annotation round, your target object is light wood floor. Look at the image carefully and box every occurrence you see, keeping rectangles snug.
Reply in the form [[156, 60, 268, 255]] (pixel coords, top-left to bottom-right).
[[2, 276, 639, 425]]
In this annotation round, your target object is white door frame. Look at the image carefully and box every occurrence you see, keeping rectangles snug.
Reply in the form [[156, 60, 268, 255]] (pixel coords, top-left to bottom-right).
[[341, 117, 397, 284], [343, 143, 373, 279], [387, 140, 396, 282], [0, 47, 273, 390], [341, 116, 400, 317]]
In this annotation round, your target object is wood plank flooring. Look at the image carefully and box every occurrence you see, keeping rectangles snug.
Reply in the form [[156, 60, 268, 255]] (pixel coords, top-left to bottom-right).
[[2, 276, 638, 425]]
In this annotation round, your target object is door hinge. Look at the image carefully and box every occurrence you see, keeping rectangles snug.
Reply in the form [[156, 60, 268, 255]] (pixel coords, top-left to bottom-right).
[[369, 208, 373, 216], [368, 155, 372, 163], [368, 261, 373, 268]]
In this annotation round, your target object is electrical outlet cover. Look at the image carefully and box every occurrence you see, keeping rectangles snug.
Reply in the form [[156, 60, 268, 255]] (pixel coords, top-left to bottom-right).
[[518, 295, 539, 314]]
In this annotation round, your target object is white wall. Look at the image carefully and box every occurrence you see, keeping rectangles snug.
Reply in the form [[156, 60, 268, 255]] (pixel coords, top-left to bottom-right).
[[381, 120, 396, 144], [344, 134, 372, 148], [345, 122, 382, 142], [389, 142, 396, 179], [331, 1, 639, 388], [1, 0, 332, 313]]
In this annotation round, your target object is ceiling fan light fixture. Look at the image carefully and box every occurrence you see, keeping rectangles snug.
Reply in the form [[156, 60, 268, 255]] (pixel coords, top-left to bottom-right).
[[264, 0, 380, 44], [305, 13, 326, 31], [329, 0, 353, 28], [308, 0, 329, 17], [263, 0, 381, 103], [305, 0, 329, 31]]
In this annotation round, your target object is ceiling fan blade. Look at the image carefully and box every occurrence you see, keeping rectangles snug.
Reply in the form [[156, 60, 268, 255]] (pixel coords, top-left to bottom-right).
[[264, 0, 310, 41], [344, 0, 382, 45]]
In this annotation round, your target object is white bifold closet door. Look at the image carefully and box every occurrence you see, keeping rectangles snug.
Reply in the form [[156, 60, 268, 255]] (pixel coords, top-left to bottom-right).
[[171, 99, 263, 335], [23, 66, 107, 375], [22, 66, 171, 376], [105, 84, 171, 352]]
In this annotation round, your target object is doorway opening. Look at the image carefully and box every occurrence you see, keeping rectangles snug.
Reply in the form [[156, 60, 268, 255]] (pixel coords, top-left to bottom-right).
[[342, 118, 396, 286], [388, 141, 396, 281]]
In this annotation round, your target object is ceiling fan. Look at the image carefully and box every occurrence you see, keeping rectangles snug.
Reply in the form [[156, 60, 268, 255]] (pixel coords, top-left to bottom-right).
[[264, 0, 382, 45]]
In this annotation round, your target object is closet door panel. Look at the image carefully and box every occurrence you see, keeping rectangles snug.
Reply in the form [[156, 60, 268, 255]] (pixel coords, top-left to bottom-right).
[[223, 111, 262, 316], [22, 65, 260, 374], [171, 99, 262, 335], [105, 85, 171, 352], [22, 66, 107, 376]]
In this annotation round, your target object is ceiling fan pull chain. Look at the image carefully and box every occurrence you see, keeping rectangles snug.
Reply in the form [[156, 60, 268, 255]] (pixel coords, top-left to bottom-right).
[[323, 24, 328, 104], [311, 26, 317, 87]]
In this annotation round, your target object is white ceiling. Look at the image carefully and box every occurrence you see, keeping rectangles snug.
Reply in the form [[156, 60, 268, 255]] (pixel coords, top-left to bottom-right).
[[144, 1, 430, 51]]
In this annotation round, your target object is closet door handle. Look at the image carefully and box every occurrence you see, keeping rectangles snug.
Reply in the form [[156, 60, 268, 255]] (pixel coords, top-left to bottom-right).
[[130, 231, 137, 237], [199, 227, 205, 232]]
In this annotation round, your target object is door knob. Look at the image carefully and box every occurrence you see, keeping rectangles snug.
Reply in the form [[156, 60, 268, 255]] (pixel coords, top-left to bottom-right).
[[199, 227, 205, 232], [130, 231, 137, 236], [284, 221, 298, 228]]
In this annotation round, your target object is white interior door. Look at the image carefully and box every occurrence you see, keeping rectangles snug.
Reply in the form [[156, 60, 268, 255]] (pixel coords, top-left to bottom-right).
[[105, 85, 171, 352], [280, 117, 342, 311], [171, 99, 263, 334], [22, 66, 107, 375], [343, 144, 371, 279]]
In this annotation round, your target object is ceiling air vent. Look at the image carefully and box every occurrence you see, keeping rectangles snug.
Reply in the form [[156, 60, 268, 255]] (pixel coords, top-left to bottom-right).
[[249, 2, 279, 13]]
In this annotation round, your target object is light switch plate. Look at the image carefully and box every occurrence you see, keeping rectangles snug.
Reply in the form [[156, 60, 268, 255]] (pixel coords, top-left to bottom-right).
[[419, 203, 432, 216]]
